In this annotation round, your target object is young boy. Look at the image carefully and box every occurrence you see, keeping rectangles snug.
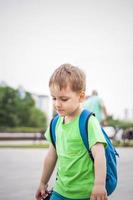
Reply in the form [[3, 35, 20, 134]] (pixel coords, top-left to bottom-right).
[[36, 64, 108, 200]]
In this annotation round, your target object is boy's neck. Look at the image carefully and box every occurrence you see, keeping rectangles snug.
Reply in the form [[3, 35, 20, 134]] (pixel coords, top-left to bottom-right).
[[63, 107, 82, 124]]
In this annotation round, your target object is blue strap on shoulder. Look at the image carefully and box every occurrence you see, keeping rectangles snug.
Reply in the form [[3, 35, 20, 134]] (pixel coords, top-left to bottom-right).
[[50, 115, 59, 148], [79, 109, 94, 160], [50, 110, 94, 157]]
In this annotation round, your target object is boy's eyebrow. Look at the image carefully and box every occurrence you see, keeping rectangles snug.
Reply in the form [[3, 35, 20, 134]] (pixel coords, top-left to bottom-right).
[[51, 95, 70, 98], [60, 96, 70, 98]]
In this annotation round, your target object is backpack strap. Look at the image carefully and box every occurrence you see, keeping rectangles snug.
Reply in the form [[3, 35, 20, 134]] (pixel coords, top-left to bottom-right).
[[50, 110, 95, 156], [50, 115, 59, 148], [79, 109, 95, 161]]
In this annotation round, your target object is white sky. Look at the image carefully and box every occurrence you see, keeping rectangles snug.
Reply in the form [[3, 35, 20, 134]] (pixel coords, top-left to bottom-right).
[[0, 0, 133, 119]]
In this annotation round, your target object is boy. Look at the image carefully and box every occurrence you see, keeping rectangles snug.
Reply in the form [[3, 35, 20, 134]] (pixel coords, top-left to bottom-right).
[[36, 64, 108, 200]]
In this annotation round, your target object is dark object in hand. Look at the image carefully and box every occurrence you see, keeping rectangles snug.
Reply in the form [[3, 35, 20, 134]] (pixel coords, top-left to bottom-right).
[[41, 190, 52, 200]]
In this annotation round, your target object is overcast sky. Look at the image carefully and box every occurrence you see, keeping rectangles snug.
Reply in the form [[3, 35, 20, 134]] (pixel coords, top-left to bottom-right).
[[0, 0, 133, 119]]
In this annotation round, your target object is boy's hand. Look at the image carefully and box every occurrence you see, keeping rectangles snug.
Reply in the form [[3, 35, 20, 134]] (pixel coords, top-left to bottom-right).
[[90, 184, 108, 200], [35, 182, 48, 200]]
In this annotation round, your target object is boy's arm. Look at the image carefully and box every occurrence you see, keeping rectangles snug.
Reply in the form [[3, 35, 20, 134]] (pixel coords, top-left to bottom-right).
[[41, 144, 57, 184], [36, 144, 57, 200], [90, 143, 108, 200]]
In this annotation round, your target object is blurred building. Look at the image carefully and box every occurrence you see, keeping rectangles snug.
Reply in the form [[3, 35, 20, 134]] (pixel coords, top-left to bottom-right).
[[18, 86, 52, 122], [31, 93, 49, 112], [17, 86, 50, 117], [123, 108, 133, 121], [18, 86, 26, 99], [31, 93, 53, 123]]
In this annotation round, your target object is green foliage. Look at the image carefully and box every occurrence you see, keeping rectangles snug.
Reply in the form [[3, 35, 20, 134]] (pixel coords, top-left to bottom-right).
[[0, 86, 47, 129], [113, 140, 133, 147], [107, 115, 133, 129], [0, 143, 49, 148], [0, 126, 43, 133], [28, 107, 47, 128]]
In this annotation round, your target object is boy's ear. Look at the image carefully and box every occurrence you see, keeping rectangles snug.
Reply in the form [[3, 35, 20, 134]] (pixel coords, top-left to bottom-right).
[[79, 91, 86, 102]]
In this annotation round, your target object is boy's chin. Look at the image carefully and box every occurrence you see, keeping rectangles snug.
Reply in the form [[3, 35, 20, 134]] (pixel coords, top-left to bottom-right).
[[58, 113, 65, 117], [57, 111, 65, 116]]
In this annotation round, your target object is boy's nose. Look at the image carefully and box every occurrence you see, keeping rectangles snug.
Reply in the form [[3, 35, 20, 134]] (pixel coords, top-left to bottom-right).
[[55, 100, 61, 107]]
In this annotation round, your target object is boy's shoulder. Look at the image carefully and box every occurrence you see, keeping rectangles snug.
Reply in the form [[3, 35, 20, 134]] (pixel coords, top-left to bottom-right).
[[88, 114, 101, 129]]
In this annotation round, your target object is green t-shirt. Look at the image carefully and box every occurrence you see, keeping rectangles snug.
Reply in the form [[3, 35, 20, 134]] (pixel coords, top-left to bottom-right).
[[45, 114, 107, 199]]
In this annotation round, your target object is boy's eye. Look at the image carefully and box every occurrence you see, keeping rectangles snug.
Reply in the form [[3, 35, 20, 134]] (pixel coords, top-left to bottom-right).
[[52, 97, 69, 101], [61, 98, 68, 101]]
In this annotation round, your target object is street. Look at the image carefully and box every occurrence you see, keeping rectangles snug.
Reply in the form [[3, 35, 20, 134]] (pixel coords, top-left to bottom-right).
[[0, 147, 132, 200]]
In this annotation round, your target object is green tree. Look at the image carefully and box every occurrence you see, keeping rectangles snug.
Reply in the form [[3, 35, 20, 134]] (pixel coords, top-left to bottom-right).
[[107, 115, 133, 129], [0, 86, 47, 128]]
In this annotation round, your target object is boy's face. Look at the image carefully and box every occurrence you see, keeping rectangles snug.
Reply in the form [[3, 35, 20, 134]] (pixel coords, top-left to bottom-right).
[[50, 85, 85, 117]]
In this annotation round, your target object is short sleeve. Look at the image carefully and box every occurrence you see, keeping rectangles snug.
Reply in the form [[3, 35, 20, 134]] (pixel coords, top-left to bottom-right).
[[44, 127, 52, 143], [88, 115, 107, 150]]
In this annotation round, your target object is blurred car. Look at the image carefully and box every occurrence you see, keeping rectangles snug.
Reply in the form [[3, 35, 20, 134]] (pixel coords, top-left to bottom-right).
[[122, 128, 133, 141]]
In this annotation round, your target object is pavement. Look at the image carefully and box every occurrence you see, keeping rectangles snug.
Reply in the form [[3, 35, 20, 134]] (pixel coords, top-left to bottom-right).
[[0, 147, 133, 200]]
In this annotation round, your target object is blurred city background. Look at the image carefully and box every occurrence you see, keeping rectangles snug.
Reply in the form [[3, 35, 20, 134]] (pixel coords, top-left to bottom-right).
[[0, 0, 133, 200]]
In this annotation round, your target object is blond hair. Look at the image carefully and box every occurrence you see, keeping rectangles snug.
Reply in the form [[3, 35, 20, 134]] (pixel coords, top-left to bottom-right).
[[49, 63, 86, 92]]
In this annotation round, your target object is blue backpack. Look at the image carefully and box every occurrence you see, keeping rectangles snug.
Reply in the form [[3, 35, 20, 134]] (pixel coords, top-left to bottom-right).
[[50, 109, 119, 196]]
